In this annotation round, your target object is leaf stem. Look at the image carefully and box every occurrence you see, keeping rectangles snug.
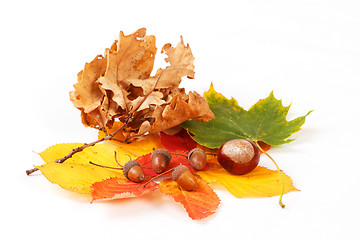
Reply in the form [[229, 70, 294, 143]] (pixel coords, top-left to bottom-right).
[[169, 152, 188, 158], [89, 161, 123, 170], [256, 141, 286, 208], [114, 151, 125, 168], [142, 166, 177, 187]]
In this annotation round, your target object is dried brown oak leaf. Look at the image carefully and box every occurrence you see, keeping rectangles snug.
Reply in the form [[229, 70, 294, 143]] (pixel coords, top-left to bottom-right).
[[70, 28, 214, 139], [70, 55, 107, 127]]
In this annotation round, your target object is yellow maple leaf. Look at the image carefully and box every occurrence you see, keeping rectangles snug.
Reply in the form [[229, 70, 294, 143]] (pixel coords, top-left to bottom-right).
[[197, 164, 298, 198]]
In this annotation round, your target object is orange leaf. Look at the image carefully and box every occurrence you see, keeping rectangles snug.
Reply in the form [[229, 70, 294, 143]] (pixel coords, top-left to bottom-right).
[[158, 177, 220, 220], [91, 177, 157, 202]]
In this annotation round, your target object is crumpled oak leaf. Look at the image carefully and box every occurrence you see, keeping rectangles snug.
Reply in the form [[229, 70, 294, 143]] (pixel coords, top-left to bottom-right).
[[197, 164, 298, 198], [70, 55, 107, 115], [70, 28, 214, 140], [156, 36, 195, 88], [91, 177, 157, 202], [97, 28, 157, 112], [158, 177, 220, 220]]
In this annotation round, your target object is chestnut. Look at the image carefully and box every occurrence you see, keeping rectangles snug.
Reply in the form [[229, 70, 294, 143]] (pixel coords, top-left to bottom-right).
[[217, 139, 260, 175]]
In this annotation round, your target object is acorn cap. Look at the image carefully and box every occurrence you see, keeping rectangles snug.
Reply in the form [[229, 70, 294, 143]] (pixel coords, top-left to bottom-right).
[[172, 165, 189, 181], [123, 160, 140, 179], [151, 148, 172, 162], [188, 148, 206, 159]]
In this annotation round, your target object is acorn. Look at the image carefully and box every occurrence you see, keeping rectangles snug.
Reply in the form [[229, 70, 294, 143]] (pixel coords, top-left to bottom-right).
[[151, 148, 172, 174], [187, 148, 207, 170], [122, 160, 145, 183], [171, 165, 197, 191]]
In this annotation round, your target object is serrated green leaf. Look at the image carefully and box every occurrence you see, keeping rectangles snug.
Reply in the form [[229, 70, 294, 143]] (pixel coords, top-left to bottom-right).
[[181, 84, 312, 148]]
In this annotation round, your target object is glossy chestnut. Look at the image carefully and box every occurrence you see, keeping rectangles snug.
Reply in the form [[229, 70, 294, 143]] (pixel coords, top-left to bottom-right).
[[217, 139, 260, 175]]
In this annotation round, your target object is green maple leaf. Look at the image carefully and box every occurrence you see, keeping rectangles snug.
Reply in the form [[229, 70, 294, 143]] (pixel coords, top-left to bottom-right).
[[181, 84, 312, 148]]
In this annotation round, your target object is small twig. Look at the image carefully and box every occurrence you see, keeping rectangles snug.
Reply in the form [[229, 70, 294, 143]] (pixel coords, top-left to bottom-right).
[[26, 121, 128, 175], [25, 168, 39, 176], [96, 126, 108, 136], [55, 138, 105, 164], [101, 127, 108, 136]]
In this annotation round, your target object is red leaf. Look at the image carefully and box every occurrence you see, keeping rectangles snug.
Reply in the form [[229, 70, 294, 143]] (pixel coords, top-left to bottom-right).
[[160, 129, 197, 153], [91, 177, 157, 202], [135, 152, 193, 177], [158, 176, 220, 220]]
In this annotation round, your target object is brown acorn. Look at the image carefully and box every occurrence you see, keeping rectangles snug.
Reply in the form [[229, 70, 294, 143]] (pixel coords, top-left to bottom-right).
[[151, 148, 172, 174], [187, 148, 207, 170], [123, 160, 145, 183], [171, 165, 197, 191]]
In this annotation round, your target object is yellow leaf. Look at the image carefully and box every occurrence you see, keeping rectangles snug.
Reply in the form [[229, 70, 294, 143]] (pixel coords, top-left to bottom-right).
[[37, 163, 124, 194], [40, 143, 136, 167], [39, 143, 83, 164], [197, 165, 298, 198], [37, 134, 164, 194]]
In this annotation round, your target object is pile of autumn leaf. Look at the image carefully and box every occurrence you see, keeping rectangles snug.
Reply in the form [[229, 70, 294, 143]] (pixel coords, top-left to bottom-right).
[[70, 28, 214, 139], [32, 28, 311, 220]]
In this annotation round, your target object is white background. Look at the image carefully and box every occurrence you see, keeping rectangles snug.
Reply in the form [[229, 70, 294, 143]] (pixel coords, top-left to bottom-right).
[[1, 0, 359, 239]]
